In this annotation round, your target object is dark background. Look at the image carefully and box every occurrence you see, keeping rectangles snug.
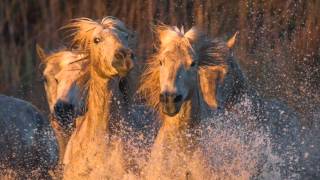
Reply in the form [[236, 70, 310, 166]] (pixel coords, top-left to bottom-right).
[[0, 0, 319, 125]]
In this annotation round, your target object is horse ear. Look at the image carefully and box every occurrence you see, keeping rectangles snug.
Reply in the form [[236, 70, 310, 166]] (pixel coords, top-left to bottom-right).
[[185, 27, 201, 44], [198, 66, 227, 109], [227, 31, 239, 48], [36, 44, 47, 62], [154, 25, 179, 48]]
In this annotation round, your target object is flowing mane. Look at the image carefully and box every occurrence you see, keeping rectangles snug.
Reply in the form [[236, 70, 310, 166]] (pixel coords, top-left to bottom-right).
[[60, 17, 133, 50], [140, 25, 250, 179], [60, 18, 101, 50], [61, 16, 135, 179], [139, 25, 230, 111]]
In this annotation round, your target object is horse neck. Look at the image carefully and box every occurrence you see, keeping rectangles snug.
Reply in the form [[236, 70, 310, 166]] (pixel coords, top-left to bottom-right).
[[84, 69, 113, 136]]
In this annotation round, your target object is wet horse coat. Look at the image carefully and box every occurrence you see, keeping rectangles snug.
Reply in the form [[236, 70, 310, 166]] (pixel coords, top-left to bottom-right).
[[0, 94, 58, 178], [139, 25, 235, 178], [61, 17, 134, 179], [140, 25, 301, 179]]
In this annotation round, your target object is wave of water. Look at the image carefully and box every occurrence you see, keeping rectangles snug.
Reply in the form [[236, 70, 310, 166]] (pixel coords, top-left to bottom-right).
[[1, 105, 319, 179]]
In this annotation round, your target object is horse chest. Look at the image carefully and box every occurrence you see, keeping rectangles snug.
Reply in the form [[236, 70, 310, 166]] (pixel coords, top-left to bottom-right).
[[63, 117, 110, 179]]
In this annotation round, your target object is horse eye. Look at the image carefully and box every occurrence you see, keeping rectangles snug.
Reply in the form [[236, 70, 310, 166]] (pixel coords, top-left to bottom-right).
[[93, 37, 101, 44], [159, 61, 162, 66], [190, 61, 196, 67], [55, 78, 59, 84]]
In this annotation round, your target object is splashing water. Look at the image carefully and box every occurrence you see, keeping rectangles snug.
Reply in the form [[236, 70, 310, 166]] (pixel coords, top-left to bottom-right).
[[92, 100, 294, 180], [105, 114, 286, 180], [2, 101, 319, 179]]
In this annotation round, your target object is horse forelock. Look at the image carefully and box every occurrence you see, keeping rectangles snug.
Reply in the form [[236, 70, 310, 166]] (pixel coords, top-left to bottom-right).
[[41, 51, 70, 74], [60, 17, 132, 52], [40, 50, 88, 81], [140, 25, 232, 112], [156, 25, 206, 56], [156, 25, 184, 47], [101, 16, 131, 35], [60, 18, 102, 50]]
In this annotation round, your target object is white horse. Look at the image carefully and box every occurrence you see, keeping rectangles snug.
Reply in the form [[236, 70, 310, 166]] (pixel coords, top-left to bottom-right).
[[140, 25, 301, 179], [61, 17, 135, 179], [36, 46, 88, 176]]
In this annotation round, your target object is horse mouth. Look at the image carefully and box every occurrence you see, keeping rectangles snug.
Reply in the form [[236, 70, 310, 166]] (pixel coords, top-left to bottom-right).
[[162, 102, 181, 117], [117, 67, 132, 77], [112, 57, 134, 77]]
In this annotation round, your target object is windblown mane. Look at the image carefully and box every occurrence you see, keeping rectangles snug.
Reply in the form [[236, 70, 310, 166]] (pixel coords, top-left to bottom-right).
[[139, 25, 230, 111], [59, 16, 133, 106], [60, 17, 133, 51], [60, 18, 100, 50], [101, 17, 133, 36], [60, 16, 133, 84]]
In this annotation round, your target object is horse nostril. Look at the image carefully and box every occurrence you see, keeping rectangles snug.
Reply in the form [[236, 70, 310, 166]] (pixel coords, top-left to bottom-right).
[[115, 49, 124, 59], [159, 93, 166, 103], [174, 95, 183, 103], [54, 101, 63, 113], [64, 103, 74, 112], [115, 48, 132, 60]]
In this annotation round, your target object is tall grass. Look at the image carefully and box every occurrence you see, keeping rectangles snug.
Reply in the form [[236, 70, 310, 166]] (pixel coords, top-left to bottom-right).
[[0, 0, 319, 123]]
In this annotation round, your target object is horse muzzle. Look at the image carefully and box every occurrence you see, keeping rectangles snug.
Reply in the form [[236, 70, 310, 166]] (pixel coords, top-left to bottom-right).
[[53, 100, 76, 128], [112, 48, 134, 77], [160, 92, 183, 117]]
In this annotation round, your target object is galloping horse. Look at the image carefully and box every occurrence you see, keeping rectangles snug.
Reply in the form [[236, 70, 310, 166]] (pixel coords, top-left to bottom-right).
[[139, 25, 238, 178], [60, 17, 134, 179], [139, 25, 301, 178]]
